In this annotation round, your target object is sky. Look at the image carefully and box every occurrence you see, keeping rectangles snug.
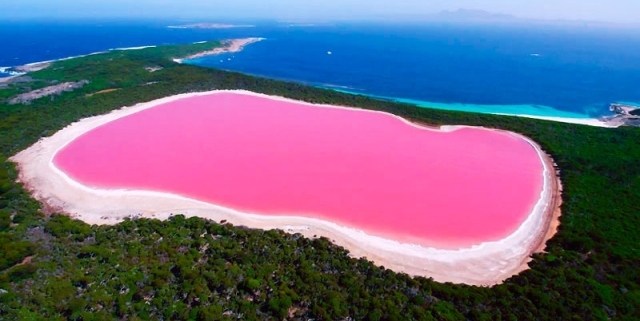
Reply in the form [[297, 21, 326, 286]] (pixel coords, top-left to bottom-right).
[[1, 0, 639, 24]]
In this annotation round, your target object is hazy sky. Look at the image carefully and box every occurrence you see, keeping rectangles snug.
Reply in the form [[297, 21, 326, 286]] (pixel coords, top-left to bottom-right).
[[2, 0, 639, 24]]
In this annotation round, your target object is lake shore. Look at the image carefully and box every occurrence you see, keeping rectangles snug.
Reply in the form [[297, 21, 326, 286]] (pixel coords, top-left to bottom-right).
[[10, 90, 561, 286]]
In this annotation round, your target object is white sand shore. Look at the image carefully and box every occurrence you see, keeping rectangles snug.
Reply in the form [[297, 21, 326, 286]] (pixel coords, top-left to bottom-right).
[[173, 38, 265, 63], [11, 90, 561, 286], [505, 113, 617, 128]]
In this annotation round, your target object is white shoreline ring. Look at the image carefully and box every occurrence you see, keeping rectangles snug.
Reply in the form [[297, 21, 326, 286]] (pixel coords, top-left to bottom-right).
[[12, 89, 559, 286]]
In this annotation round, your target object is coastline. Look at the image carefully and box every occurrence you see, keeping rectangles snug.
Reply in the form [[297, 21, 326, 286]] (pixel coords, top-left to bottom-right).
[[1, 37, 620, 128], [10, 89, 561, 286], [173, 38, 265, 63], [0, 45, 160, 80], [509, 114, 616, 128], [327, 88, 617, 128]]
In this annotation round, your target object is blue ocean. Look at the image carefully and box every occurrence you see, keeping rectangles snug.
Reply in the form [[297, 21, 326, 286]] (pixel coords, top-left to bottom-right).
[[2, 20, 640, 118]]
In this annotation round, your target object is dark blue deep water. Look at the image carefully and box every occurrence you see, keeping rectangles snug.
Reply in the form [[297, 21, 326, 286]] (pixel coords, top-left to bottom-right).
[[2, 20, 639, 118]]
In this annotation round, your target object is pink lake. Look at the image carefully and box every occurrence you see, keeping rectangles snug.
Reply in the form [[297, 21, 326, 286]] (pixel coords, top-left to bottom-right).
[[54, 92, 544, 248]]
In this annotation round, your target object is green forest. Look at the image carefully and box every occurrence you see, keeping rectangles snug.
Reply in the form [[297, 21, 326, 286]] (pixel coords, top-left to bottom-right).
[[0, 41, 639, 320]]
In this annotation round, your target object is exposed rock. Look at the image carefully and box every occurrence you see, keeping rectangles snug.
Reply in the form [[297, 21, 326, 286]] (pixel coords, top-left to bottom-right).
[[14, 61, 52, 73], [144, 66, 163, 72], [9, 80, 89, 104], [0, 75, 32, 87], [600, 103, 640, 127]]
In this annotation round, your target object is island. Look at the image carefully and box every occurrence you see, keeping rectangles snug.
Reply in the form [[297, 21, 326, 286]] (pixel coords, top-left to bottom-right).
[[167, 23, 255, 29]]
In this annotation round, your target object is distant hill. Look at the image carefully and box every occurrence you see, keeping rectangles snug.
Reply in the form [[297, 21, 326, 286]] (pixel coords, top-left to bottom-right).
[[433, 9, 517, 21], [385, 9, 520, 24], [424, 8, 635, 28]]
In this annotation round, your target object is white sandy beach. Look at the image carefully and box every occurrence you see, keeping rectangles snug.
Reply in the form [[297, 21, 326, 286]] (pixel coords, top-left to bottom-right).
[[507, 113, 618, 128], [172, 38, 265, 63], [11, 90, 561, 286]]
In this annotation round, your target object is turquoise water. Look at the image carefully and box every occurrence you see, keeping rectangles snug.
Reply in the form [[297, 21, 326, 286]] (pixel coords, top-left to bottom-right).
[[328, 88, 592, 119]]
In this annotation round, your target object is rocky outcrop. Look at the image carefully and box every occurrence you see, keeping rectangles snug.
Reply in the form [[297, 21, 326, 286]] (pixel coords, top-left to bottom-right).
[[9, 80, 89, 105], [601, 104, 640, 127]]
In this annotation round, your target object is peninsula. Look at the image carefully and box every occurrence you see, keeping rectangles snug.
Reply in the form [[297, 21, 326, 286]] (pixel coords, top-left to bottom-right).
[[172, 38, 264, 63]]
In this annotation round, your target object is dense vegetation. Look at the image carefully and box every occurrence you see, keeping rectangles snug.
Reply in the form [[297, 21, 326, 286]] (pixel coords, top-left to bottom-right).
[[0, 41, 639, 320]]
